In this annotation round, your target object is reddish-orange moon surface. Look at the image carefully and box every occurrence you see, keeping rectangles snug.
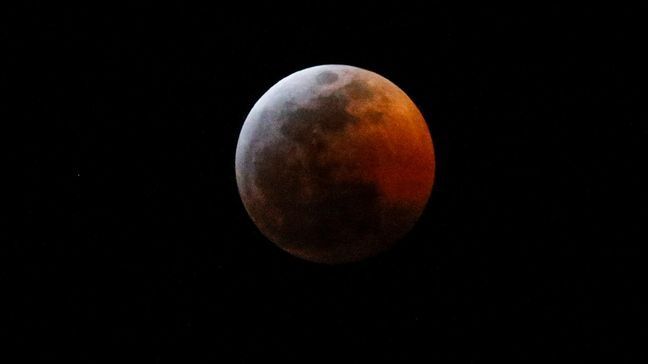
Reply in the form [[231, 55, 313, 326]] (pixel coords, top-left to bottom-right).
[[235, 65, 435, 263]]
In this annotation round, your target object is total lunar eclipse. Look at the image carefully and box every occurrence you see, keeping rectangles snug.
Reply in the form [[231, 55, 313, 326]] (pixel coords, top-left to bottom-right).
[[235, 65, 435, 263]]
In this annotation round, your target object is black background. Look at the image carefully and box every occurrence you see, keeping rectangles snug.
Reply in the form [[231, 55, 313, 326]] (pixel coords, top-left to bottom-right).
[[7, 3, 645, 363]]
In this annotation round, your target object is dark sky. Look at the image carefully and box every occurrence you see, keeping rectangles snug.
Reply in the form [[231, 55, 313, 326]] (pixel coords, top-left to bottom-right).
[[7, 3, 644, 363]]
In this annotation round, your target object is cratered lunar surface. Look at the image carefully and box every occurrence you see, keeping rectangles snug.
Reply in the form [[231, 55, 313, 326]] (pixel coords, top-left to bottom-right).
[[235, 65, 435, 263]]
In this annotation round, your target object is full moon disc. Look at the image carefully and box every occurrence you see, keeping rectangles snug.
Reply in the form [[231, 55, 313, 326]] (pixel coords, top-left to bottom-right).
[[235, 65, 435, 263]]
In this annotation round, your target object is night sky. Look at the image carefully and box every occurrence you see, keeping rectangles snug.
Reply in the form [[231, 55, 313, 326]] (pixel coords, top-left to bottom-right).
[[7, 4, 644, 362]]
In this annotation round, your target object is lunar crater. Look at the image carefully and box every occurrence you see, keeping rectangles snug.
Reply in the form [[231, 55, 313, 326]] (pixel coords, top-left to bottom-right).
[[316, 71, 339, 84]]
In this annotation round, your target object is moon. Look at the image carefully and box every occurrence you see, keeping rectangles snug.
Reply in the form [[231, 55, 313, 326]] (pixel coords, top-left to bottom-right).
[[235, 65, 435, 263]]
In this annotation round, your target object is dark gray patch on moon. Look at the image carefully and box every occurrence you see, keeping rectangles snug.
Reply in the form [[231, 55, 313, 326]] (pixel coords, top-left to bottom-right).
[[316, 71, 339, 84], [344, 79, 374, 101], [278, 95, 359, 140], [275, 77, 381, 143]]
